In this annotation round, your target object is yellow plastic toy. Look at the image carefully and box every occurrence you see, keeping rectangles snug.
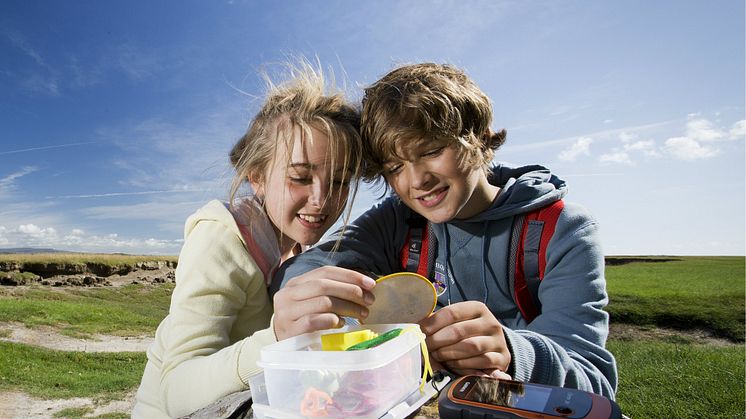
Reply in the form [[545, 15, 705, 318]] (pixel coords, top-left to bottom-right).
[[320, 329, 378, 351]]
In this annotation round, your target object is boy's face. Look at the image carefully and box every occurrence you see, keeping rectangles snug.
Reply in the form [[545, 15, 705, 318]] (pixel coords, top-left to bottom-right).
[[382, 142, 497, 223], [252, 125, 351, 251]]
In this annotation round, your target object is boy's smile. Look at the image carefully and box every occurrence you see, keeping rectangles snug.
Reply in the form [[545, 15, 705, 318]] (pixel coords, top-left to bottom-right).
[[415, 186, 449, 208]]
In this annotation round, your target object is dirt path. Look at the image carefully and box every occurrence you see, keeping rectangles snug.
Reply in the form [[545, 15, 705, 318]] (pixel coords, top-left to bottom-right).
[[0, 323, 153, 352], [0, 324, 150, 417], [0, 390, 136, 419]]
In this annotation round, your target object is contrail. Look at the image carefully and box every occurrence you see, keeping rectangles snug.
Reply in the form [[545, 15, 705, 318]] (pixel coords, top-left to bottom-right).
[[0, 141, 97, 156], [49, 189, 210, 199]]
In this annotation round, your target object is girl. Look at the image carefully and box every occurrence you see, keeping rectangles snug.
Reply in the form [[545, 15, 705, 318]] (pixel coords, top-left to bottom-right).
[[133, 61, 376, 418]]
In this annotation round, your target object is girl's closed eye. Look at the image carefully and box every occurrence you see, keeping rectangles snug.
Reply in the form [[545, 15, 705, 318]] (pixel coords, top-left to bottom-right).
[[384, 163, 403, 175], [289, 176, 312, 185], [288, 167, 312, 184]]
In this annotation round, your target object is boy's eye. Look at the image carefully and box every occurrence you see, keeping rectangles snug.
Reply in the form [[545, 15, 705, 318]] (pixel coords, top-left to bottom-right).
[[332, 178, 350, 188], [422, 147, 445, 158]]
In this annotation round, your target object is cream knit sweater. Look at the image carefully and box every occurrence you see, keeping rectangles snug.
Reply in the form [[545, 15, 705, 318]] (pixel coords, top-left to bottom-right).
[[133, 200, 278, 418]]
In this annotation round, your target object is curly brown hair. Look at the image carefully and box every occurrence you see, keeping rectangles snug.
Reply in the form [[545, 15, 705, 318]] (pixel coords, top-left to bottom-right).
[[361, 63, 506, 183]]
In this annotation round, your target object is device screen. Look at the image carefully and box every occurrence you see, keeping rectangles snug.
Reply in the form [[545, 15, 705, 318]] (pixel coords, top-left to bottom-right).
[[451, 376, 551, 411]]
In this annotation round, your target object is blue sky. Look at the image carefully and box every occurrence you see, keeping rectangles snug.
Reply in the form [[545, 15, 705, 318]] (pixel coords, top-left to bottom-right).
[[1, 1, 743, 256]]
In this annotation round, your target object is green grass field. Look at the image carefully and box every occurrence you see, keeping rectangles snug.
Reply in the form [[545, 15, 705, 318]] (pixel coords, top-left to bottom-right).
[[0, 284, 174, 338], [0, 255, 743, 418], [0, 341, 145, 401], [606, 256, 744, 341], [609, 339, 743, 418]]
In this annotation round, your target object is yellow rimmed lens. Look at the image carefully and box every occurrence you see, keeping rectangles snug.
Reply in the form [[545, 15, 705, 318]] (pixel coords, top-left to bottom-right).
[[362, 272, 438, 324]]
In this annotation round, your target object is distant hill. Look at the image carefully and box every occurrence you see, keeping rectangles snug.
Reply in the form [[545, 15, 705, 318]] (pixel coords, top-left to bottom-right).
[[0, 247, 73, 254]]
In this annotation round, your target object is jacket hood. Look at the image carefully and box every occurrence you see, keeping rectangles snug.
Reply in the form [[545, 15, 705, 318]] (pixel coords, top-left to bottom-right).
[[183, 200, 244, 242], [465, 164, 567, 222]]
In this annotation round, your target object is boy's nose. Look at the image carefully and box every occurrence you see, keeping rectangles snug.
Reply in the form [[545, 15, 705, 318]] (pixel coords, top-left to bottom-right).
[[407, 163, 432, 190]]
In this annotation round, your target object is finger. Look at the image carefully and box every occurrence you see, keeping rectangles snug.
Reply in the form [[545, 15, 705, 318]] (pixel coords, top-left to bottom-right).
[[440, 351, 510, 372], [425, 317, 501, 352], [279, 295, 370, 321], [433, 334, 503, 362], [447, 367, 489, 377], [280, 277, 375, 308], [485, 369, 512, 380], [428, 358, 446, 373], [418, 301, 486, 335], [278, 313, 344, 340], [288, 266, 376, 290]]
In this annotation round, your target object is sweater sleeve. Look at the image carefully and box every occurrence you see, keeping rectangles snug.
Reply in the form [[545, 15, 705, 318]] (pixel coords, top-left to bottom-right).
[[503, 203, 618, 399], [158, 219, 276, 417], [271, 197, 408, 294]]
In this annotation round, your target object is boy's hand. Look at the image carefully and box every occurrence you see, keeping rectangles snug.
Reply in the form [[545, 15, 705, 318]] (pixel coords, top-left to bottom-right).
[[418, 301, 512, 377], [272, 266, 376, 341]]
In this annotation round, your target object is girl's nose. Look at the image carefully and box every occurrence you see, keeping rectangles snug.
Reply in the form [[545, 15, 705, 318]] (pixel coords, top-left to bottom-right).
[[308, 180, 329, 208]]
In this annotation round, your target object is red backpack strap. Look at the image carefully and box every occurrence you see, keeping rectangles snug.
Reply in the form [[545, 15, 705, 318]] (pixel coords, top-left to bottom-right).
[[400, 212, 431, 278], [512, 200, 565, 323]]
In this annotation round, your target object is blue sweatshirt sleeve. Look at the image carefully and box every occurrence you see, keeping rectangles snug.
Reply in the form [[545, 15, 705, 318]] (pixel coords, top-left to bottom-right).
[[271, 197, 408, 294], [502, 202, 618, 399]]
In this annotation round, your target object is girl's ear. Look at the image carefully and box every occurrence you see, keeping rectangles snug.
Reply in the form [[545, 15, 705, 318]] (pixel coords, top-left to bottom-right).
[[247, 172, 264, 197]]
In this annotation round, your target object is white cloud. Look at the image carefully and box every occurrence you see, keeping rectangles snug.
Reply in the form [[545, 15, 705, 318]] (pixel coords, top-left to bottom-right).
[[685, 116, 725, 142], [619, 132, 637, 142], [599, 151, 633, 165], [663, 136, 718, 160], [729, 119, 746, 139], [18, 224, 57, 238], [558, 137, 593, 161], [2, 222, 181, 254], [624, 140, 660, 157], [600, 137, 660, 165], [657, 115, 742, 161]]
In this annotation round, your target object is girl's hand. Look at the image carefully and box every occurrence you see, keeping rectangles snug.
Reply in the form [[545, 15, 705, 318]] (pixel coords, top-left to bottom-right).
[[418, 301, 512, 378], [272, 266, 376, 341]]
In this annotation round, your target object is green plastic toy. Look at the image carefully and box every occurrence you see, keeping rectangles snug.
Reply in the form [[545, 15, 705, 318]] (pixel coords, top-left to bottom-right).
[[345, 328, 403, 351]]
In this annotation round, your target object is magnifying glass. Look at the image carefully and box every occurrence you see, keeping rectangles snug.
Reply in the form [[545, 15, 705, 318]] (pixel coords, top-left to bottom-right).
[[362, 272, 438, 324]]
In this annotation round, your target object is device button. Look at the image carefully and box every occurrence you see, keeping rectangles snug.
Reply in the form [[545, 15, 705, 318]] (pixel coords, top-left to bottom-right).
[[554, 406, 574, 415]]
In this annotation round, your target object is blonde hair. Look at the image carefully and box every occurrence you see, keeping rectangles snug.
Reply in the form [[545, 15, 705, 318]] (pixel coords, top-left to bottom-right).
[[229, 59, 363, 230], [361, 63, 506, 182]]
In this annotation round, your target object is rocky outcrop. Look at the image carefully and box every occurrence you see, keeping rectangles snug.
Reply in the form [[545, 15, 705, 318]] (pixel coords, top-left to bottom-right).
[[0, 259, 178, 287], [0, 260, 177, 279]]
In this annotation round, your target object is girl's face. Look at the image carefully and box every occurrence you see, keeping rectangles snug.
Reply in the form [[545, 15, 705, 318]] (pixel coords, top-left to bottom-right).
[[252, 125, 351, 254], [383, 142, 498, 223]]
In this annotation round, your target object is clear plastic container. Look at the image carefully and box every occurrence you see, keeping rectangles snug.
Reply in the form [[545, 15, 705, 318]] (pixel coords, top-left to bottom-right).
[[254, 323, 423, 418]]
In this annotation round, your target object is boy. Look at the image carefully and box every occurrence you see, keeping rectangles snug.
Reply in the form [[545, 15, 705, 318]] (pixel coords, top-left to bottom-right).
[[272, 63, 617, 398]]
